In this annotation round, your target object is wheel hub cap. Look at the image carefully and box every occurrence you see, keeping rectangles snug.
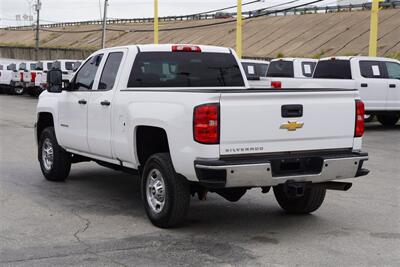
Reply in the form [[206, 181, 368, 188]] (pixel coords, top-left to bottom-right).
[[42, 138, 54, 171], [146, 169, 165, 213]]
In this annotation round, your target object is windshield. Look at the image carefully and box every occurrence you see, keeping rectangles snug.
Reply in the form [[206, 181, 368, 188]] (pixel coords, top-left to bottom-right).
[[266, 61, 294, 78], [313, 60, 352, 79], [128, 52, 245, 87]]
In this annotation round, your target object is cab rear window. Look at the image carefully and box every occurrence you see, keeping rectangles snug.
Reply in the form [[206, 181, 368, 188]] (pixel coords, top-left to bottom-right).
[[266, 61, 294, 78], [128, 52, 244, 87], [313, 60, 352, 79], [242, 62, 269, 79]]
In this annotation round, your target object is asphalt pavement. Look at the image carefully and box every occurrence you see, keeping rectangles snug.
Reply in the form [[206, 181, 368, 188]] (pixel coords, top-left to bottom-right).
[[0, 94, 399, 266]]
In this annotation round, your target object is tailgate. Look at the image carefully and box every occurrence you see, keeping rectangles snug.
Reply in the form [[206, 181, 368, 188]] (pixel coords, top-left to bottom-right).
[[219, 89, 357, 156]]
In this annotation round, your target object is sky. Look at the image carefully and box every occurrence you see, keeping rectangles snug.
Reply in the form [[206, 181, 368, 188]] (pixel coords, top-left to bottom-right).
[[0, 0, 354, 27]]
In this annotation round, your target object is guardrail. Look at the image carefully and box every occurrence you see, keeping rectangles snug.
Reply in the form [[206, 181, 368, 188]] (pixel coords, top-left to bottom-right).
[[3, 2, 400, 31]]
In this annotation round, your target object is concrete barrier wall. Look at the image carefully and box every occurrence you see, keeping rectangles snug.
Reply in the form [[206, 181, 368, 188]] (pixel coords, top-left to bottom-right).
[[0, 9, 399, 58], [0, 46, 93, 60]]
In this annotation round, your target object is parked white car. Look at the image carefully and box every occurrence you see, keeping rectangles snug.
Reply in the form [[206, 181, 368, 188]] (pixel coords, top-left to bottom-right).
[[35, 44, 369, 228], [0, 64, 13, 93], [266, 58, 318, 88], [241, 59, 269, 88], [312, 56, 400, 125]]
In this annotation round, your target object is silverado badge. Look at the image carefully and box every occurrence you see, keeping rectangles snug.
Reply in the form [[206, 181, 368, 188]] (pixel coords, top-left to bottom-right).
[[280, 121, 304, 131]]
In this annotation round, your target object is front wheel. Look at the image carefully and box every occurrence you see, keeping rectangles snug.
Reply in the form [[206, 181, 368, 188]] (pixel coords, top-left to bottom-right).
[[13, 86, 25, 95], [273, 184, 326, 214], [141, 153, 190, 228], [38, 127, 71, 181], [377, 114, 399, 126]]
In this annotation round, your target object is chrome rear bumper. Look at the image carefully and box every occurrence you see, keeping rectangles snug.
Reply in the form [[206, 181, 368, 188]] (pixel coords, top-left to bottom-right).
[[195, 151, 369, 188]]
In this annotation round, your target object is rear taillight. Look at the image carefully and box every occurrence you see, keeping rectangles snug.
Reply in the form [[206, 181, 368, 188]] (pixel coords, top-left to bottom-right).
[[355, 100, 365, 137], [172, 45, 201, 53], [20, 72, 23, 81], [31, 72, 36, 82], [193, 103, 219, 144], [271, 81, 282, 88]]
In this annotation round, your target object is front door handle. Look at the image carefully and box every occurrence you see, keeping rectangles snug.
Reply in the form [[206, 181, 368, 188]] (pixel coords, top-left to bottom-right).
[[78, 99, 87, 105], [361, 83, 368, 87], [100, 100, 111, 106], [389, 84, 396, 88]]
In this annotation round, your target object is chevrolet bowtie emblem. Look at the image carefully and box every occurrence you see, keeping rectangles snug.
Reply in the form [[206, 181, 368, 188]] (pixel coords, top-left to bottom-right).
[[280, 121, 304, 131]]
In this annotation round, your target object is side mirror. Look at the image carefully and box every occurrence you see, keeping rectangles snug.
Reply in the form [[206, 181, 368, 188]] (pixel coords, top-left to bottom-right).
[[47, 69, 63, 93]]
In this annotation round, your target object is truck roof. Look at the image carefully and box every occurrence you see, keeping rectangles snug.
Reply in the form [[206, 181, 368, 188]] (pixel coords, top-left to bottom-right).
[[319, 56, 399, 63], [270, 57, 317, 62], [241, 59, 270, 64], [97, 44, 233, 54]]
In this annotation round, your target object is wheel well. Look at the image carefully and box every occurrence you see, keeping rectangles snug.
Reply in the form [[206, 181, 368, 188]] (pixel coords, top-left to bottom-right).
[[37, 112, 54, 142], [136, 126, 169, 166]]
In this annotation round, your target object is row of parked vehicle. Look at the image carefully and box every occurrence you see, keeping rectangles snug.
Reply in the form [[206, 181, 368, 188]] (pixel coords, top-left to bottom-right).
[[241, 56, 400, 126], [0, 59, 82, 96]]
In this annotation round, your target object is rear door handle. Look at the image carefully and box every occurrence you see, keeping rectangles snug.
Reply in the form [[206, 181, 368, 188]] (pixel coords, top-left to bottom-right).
[[78, 99, 87, 105], [389, 84, 396, 88], [361, 83, 368, 87], [100, 100, 111, 106]]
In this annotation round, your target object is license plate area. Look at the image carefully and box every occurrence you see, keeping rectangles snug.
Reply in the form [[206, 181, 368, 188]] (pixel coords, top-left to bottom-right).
[[270, 157, 323, 177]]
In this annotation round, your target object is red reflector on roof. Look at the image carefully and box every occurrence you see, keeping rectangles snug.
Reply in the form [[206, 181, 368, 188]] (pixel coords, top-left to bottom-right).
[[172, 45, 201, 53]]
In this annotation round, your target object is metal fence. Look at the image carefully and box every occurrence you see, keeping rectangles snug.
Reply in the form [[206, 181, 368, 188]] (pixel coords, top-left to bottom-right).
[[3, 2, 400, 31]]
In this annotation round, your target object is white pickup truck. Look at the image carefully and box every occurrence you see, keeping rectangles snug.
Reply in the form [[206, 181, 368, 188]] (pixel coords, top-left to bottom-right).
[[35, 44, 369, 228], [313, 57, 400, 126], [266, 58, 317, 88]]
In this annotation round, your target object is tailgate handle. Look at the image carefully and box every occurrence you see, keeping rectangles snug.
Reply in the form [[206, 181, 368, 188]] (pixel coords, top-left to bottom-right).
[[361, 83, 368, 87], [282, 105, 303, 118], [389, 84, 396, 88]]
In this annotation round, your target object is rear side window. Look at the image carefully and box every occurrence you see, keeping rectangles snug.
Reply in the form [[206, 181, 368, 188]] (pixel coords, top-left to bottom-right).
[[359, 61, 385, 78], [242, 62, 269, 79], [385, 62, 400, 79], [313, 60, 352, 79], [128, 52, 244, 87], [98, 52, 123, 91], [266, 61, 294, 78], [301, 62, 316, 77]]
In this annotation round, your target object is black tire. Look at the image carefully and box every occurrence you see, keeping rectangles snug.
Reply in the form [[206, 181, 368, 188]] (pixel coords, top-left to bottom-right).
[[38, 127, 71, 182], [377, 114, 399, 126], [273, 184, 326, 214], [141, 153, 190, 228]]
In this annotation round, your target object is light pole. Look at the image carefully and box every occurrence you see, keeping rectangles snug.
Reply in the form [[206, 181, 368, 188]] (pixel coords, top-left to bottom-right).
[[34, 0, 41, 60], [236, 0, 242, 58], [154, 0, 159, 44], [368, 0, 382, 57], [101, 0, 109, 49]]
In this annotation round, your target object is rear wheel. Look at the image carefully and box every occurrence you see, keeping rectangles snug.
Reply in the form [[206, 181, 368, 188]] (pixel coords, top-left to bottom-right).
[[377, 114, 399, 126], [273, 184, 326, 214], [38, 127, 71, 181], [364, 114, 374, 123], [141, 153, 190, 228]]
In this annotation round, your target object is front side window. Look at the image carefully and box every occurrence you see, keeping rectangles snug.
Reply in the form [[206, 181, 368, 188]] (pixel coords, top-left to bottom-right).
[[128, 52, 244, 87], [385, 62, 400, 80], [72, 54, 103, 91], [313, 60, 352, 79], [301, 62, 316, 77], [359, 61, 385, 78], [98, 52, 123, 90], [266, 61, 294, 78]]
